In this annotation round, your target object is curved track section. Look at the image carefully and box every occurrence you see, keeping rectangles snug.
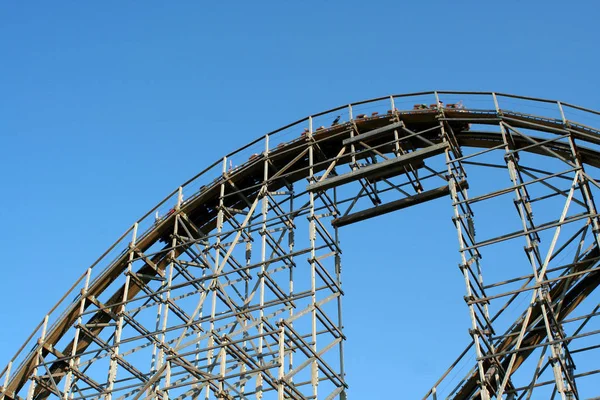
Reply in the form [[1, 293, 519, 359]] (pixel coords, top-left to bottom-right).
[[3, 92, 600, 399]]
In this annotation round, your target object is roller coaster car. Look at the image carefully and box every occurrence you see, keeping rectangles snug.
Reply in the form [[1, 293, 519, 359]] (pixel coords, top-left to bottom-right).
[[356, 114, 367, 119], [300, 126, 331, 138], [248, 153, 260, 161], [413, 104, 429, 110], [313, 125, 332, 137], [446, 102, 466, 111], [445, 102, 470, 131]]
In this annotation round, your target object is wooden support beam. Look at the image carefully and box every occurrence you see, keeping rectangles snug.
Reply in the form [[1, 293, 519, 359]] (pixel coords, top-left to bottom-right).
[[342, 121, 403, 146], [332, 181, 467, 227], [307, 143, 448, 193]]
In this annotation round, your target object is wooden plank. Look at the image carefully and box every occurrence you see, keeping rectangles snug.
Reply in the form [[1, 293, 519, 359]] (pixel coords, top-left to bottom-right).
[[342, 121, 403, 146], [307, 143, 448, 193], [332, 181, 467, 227]]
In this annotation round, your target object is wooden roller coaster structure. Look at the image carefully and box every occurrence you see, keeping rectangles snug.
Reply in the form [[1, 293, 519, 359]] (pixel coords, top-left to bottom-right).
[[2, 91, 600, 399]]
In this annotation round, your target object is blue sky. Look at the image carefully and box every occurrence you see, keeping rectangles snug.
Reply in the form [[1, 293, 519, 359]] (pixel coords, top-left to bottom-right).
[[1, 1, 599, 398]]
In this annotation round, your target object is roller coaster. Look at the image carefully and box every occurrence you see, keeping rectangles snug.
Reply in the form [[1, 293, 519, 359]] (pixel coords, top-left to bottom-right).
[[2, 91, 600, 399]]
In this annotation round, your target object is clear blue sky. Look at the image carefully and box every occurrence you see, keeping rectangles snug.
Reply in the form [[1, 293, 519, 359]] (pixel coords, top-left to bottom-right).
[[1, 1, 599, 398]]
